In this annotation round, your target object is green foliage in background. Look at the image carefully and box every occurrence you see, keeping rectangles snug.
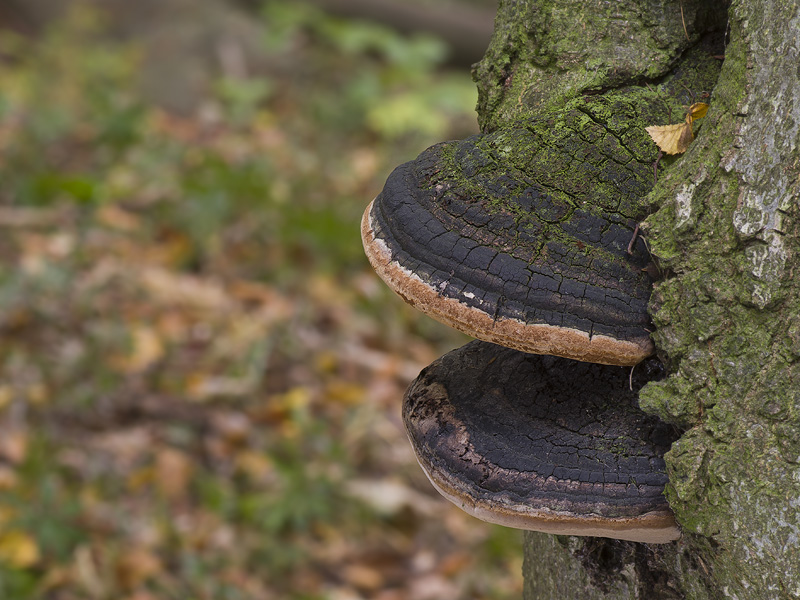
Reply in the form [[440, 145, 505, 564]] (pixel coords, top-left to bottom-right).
[[0, 2, 477, 275], [0, 2, 521, 599]]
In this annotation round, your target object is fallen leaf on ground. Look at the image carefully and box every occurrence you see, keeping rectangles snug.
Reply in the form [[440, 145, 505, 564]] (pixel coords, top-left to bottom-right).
[[110, 324, 164, 374], [343, 563, 385, 592], [0, 429, 28, 464], [155, 448, 193, 500], [0, 530, 40, 568], [115, 547, 162, 590]]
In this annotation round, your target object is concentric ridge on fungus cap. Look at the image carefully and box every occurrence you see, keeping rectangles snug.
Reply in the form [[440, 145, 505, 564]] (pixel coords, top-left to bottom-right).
[[362, 91, 660, 366], [403, 340, 680, 544]]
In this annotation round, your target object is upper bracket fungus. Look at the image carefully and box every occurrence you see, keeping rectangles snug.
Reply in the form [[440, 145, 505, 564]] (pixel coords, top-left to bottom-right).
[[362, 94, 659, 366], [362, 42, 722, 366]]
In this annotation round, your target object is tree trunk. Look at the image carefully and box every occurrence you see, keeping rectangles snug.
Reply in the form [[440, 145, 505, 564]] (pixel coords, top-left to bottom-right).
[[474, 0, 800, 597]]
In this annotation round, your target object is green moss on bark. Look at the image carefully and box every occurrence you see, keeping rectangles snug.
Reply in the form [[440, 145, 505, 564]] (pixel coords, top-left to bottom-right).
[[473, 0, 727, 132]]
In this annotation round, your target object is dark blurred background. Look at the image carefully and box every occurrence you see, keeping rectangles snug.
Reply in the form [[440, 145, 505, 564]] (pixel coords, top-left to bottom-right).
[[0, 1, 526, 599]]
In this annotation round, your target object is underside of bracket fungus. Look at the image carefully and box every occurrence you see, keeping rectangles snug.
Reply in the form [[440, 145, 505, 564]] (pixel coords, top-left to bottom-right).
[[403, 341, 680, 543]]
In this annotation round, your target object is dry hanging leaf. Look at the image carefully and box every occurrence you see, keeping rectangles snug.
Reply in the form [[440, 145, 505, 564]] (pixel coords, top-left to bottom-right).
[[645, 120, 693, 155], [646, 102, 709, 155], [687, 102, 709, 120]]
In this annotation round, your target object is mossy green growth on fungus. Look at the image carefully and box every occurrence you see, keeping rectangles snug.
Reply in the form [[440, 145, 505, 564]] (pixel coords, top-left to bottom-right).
[[414, 87, 679, 273], [435, 87, 665, 213], [424, 42, 723, 257]]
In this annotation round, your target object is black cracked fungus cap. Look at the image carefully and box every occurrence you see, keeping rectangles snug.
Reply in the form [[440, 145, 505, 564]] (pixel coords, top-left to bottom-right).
[[403, 340, 681, 543], [362, 38, 724, 366], [362, 92, 659, 366]]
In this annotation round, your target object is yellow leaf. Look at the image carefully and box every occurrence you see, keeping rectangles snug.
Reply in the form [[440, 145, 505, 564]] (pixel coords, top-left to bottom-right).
[[646, 102, 709, 155], [0, 466, 18, 490], [688, 102, 709, 120], [325, 381, 365, 406], [234, 450, 274, 481], [342, 563, 384, 592], [154, 448, 193, 500], [0, 430, 28, 464], [0, 530, 40, 568], [0, 386, 12, 411], [646, 120, 694, 155], [110, 325, 164, 374], [279, 387, 312, 412], [126, 466, 155, 491], [26, 383, 48, 405], [115, 547, 162, 590], [96, 204, 141, 232]]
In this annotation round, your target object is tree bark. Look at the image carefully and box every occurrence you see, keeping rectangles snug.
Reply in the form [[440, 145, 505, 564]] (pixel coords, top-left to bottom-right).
[[475, 0, 800, 598]]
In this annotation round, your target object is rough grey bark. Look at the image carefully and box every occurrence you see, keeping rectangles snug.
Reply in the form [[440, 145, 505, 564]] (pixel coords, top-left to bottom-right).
[[473, 0, 800, 598]]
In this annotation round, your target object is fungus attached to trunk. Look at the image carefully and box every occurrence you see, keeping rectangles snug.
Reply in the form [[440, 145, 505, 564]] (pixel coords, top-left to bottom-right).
[[362, 92, 661, 366], [403, 341, 680, 544], [360, 42, 724, 544], [362, 41, 724, 367]]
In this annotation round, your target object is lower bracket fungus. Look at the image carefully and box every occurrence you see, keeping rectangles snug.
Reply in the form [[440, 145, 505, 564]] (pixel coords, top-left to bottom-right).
[[403, 341, 680, 544]]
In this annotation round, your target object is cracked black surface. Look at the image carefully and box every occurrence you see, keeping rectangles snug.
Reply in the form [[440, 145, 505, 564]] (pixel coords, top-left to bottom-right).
[[369, 36, 724, 346], [370, 91, 660, 341], [403, 341, 677, 518]]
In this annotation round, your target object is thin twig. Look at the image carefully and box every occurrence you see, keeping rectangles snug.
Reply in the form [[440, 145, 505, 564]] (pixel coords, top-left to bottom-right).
[[680, 1, 689, 40], [653, 151, 663, 184], [627, 223, 640, 255]]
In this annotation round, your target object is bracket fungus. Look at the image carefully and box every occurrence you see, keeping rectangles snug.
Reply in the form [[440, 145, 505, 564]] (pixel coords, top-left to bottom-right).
[[403, 341, 680, 544], [362, 89, 669, 366], [361, 41, 723, 543]]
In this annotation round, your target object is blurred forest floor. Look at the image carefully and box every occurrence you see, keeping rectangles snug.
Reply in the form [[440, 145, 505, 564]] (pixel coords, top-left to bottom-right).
[[0, 2, 523, 599]]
